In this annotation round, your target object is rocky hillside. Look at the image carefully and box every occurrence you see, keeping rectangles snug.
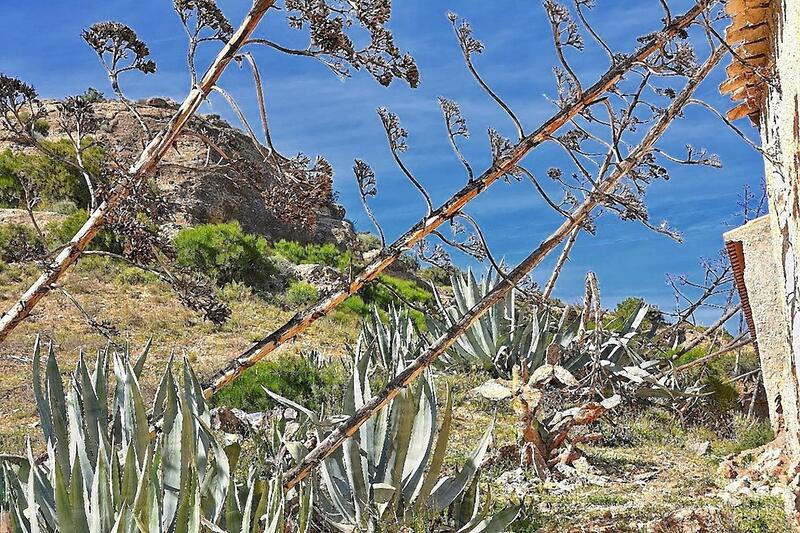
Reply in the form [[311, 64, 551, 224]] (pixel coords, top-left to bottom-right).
[[0, 97, 355, 246]]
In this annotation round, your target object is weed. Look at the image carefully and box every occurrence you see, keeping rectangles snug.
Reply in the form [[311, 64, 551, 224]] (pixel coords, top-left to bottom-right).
[[731, 496, 790, 532], [115, 266, 160, 285]]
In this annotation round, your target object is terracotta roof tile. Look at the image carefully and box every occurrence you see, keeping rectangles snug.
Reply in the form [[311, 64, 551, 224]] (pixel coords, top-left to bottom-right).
[[718, 0, 773, 125], [725, 239, 759, 355]]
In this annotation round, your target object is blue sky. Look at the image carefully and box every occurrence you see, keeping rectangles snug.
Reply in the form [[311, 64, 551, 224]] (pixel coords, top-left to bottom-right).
[[0, 1, 765, 324]]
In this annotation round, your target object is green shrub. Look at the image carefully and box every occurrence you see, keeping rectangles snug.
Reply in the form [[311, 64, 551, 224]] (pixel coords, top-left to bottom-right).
[[285, 280, 319, 306], [174, 221, 275, 288], [0, 140, 104, 209], [82, 87, 106, 103], [45, 209, 122, 253], [272, 239, 352, 270], [0, 223, 44, 262], [705, 373, 739, 411], [606, 297, 666, 331], [33, 118, 50, 137], [341, 294, 370, 316], [370, 274, 431, 305], [672, 346, 709, 366], [74, 255, 120, 277], [211, 354, 346, 412], [357, 231, 382, 251]]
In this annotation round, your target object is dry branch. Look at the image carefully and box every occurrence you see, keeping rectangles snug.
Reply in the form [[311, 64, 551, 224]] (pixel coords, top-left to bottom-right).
[[283, 47, 724, 489], [542, 226, 579, 300], [671, 333, 752, 374], [203, 2, 712, 399], [0, 0, 276, 344], [671, 302, 743, 361]]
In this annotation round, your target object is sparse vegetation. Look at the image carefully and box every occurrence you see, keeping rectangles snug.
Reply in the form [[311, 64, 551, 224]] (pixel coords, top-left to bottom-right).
[[0, 140, 104, 209], [0, 222, 43, 262], [44, 208, 122, 252]]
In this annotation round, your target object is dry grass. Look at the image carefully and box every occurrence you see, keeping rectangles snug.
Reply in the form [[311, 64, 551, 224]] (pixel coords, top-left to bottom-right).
[[0, 257, 358, 451]]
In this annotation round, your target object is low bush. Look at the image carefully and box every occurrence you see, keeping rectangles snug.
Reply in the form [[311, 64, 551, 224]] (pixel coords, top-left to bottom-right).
[[356, 231, 381, 251], [271, 239, 352, 270], [50, 199, 79, 215], [0, 223, 44, 263], [606, 297, 666, 332], [341, 294, 370, 316], [82, 87, 106, 103], [174, 221, 275, 289], [74, 255, 120, 277], [285, 280, 319, 307], [45, 209, 122, 253], [115, 266, 161, 285], [0, 140, 104, 209], [732, 496, 791, 532], [418, 266, 451, 286], [629, 407, 688, 446], [218, 280, 255, 303], [672, 346, 709, 366], [211, 353, 346, 413]]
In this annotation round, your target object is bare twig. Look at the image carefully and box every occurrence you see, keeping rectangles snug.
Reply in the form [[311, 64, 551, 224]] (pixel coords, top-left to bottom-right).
[[58, 287, 119, 342], [211, 85, 274, 163], [448, 13, 525, 139], [377, 107, 433, 214], [238, 51, 277, 153], [670, 302, 742, 361], [353, 160, 385, 249]]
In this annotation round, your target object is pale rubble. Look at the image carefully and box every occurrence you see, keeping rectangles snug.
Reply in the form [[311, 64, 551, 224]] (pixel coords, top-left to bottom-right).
[[291, 263, 346, 293]]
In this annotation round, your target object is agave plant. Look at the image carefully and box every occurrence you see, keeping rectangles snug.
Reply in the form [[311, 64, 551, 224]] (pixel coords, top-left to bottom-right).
[[428, 270, 580, 378], [362, 304, 421, 371], [0, 337, 308, 532], [266, 339, 521, 532], [431, 270, 694, 400]]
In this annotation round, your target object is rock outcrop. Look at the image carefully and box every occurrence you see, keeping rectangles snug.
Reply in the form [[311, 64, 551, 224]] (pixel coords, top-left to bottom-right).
[[0, 98, 355, 246]]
